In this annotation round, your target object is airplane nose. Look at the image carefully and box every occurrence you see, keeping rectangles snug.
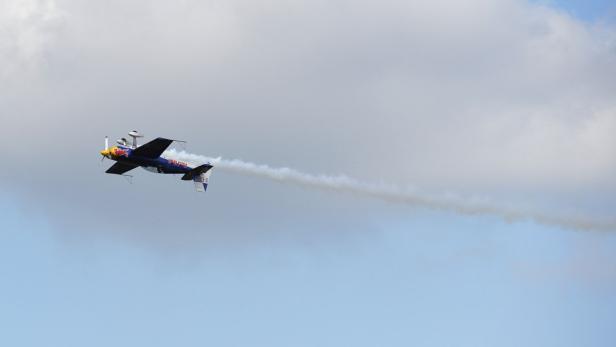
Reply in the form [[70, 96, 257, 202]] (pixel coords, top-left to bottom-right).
[[100, 149, 109, 157]]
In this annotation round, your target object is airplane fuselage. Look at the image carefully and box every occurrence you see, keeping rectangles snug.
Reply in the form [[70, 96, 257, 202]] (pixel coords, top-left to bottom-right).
[[102, 145, 192, 174]]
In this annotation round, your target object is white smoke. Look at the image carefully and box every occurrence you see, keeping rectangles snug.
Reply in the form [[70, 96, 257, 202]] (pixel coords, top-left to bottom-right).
[[164, 149, 616, 232]]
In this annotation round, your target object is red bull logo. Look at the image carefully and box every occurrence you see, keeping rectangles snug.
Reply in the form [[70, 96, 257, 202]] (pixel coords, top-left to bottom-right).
[[112, 147, 129, 157], [169, 159, 188, 167]]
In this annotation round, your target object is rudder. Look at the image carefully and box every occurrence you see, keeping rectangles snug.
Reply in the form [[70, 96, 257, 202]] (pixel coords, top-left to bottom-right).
[[193, 170, 212, 192]]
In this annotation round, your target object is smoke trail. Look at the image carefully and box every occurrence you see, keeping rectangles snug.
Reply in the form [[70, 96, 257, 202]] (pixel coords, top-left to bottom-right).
[[165, 149, 616, 232]]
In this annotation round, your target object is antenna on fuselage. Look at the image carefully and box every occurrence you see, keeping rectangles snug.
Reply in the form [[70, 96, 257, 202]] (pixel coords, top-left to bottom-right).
[[128, 130, 144, 148], [122, 174, 134, 184]]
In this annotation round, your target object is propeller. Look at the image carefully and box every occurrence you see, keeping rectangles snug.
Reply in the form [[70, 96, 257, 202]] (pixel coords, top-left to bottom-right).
[[101, 136, 109, 162]]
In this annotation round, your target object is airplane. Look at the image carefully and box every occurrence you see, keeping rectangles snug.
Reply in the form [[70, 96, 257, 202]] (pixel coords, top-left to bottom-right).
[[100, 131, 213, 192]]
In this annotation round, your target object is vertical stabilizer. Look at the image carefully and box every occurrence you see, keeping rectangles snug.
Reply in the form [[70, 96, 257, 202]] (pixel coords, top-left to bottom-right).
[[193, 170, 212, 192]]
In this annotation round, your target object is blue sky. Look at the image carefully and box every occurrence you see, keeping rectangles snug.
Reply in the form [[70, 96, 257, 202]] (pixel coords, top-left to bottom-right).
[[549, 0, 616, 21], [1, 0, 615, 346], [2, 194, 616, 347]]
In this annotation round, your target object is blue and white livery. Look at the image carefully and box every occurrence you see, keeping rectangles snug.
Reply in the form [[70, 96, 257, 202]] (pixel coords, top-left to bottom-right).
[[100, 131, 213, 192]]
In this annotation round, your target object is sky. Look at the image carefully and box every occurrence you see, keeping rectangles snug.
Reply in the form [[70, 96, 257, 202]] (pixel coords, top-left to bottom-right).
[[1, 0, 615, 346], [544, 0, 616, 21]]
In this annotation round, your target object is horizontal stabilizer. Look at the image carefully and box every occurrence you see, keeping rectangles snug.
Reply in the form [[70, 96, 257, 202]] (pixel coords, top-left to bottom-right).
[[181, 164, 213, 181]]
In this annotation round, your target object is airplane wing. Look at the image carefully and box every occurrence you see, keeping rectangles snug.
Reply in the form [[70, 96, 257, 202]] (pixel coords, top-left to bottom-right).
[[131, 137, 174, 159], [106, 162, 138, 175]]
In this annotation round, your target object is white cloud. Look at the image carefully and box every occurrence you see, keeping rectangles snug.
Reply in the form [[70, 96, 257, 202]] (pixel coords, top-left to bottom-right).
[[0, 0, 63, 79], [1, 0, 614, 231]]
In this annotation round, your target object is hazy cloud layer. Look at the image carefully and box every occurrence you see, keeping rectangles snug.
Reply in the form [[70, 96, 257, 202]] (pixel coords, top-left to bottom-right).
[[1, 0, 615, 240], [166, 149, 616, 231]]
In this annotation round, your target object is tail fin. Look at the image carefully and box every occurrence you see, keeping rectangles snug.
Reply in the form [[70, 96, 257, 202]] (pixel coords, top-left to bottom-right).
[[193, 170, 212, 192]]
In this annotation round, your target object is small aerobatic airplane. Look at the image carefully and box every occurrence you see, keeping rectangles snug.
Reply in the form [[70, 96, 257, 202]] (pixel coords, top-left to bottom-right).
[[100, 131, 213, 192]]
